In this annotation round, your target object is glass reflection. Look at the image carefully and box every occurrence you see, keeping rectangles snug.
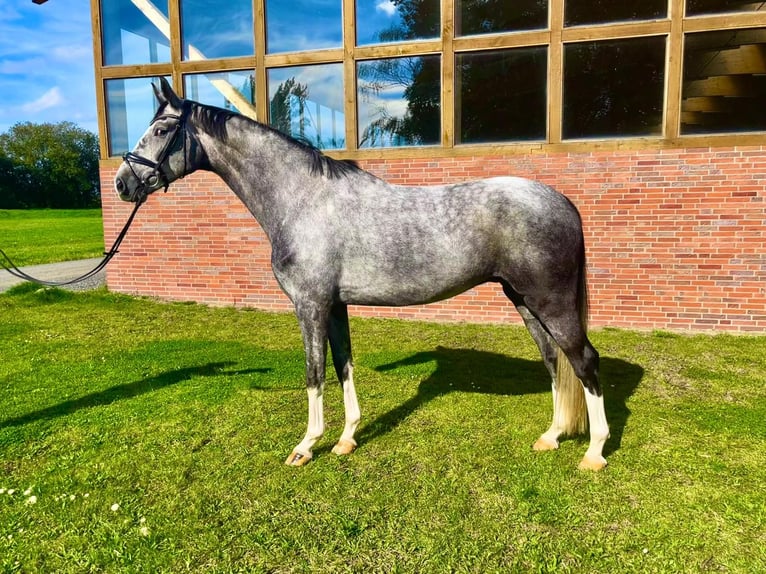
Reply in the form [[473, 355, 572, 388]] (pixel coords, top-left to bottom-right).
[[106, 76, 170, 156], [180, 0, 254, 61], [268, 64, 345, 150], [356, 0, 439, 46], [682, 29, 766, 134], [457, 48, 547, 143], [457, 0, 548, 36], [357, 55, 440, 148], [184, 71, 256, 119], [565, 0, 666, 26], [687, 0, 766, 16], [266, 0, 343, 53], [563, 37, 665, 139], [101, 0, 170, 66]]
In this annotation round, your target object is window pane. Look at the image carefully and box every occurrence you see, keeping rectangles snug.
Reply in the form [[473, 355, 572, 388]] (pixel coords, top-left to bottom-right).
[[687, 0, 766, 16], [106, 77, 170, 156], [356, 0, 439, 46], [682, 29, 766, 134], [180, 0, 254, 61], [457, 0, 548, 36], [563, 37, 665, 139], [457, 48, 547, 143], [268, 64, 345, 150], [565, 0, 666, 26], [183, 71, 256, 119], [101, 0, 170, 66], [357, 56, 441, 148], [266, 0, 342, 53]]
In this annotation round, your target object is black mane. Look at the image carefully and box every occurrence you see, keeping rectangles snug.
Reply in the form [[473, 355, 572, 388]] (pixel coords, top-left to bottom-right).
[[191, 101, 360, 180]]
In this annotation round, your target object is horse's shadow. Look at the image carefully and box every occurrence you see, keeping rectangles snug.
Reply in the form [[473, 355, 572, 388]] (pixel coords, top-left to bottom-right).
[[357, 346, 643, 457], [1, 362, 270, 429]]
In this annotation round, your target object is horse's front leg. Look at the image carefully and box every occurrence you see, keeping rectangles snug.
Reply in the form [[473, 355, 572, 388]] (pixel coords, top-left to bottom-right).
[[328, 303, 361, 456], [285, 301, 330, 467]]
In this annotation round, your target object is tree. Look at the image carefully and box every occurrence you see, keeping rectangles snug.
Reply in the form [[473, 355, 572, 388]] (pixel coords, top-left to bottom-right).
[[0, 122, 100, 208], [270, 78, 310, 141]]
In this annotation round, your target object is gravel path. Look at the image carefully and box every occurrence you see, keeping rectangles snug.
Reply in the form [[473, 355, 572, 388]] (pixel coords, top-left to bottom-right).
[[0, 258, 106, 293]]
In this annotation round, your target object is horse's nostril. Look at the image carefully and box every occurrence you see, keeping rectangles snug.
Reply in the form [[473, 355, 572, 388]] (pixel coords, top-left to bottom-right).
[[115, 177, 125, 192]]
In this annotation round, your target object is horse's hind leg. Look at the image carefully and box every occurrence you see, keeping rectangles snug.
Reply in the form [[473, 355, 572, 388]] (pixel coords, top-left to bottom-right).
[[504, 283, 572, 452], [328, 303, 361, 456], [505, 281, 609, 470], [531, 298, 609, 470]]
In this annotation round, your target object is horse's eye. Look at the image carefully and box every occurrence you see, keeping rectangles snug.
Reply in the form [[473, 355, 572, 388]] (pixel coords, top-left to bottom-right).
[[154, 128, 168, 137]]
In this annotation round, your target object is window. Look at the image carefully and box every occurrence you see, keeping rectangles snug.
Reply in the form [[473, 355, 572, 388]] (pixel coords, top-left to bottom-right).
[[356, 0, 440, 46], [266, 0, 343, 53], [565, 0, 667, 26], [357, 56, 441, 147], [96, 0, 766, 158], [456, 0, 548, 36], [563, 37, 666, 139], [686, 0, 766, 16], [682, 29, 766, 134], [268, 64, 346, 150], [180, 0, 254, 61], [101, 0, 170, 66], [105, 77, 170, 156], [457, 48, 547, 143], [183, 71, 256, 118]]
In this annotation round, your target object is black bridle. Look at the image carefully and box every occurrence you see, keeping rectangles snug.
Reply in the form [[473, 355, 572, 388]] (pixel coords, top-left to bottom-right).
[[0, 106, 190, 288], [122, 105, 189, 201]]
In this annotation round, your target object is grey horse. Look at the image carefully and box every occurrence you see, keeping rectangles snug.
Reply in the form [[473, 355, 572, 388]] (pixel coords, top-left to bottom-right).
[[115, 78, 609, 470]]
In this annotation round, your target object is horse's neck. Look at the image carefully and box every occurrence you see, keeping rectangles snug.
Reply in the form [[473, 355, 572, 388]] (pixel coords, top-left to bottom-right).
[[197, 120, 298, 241]]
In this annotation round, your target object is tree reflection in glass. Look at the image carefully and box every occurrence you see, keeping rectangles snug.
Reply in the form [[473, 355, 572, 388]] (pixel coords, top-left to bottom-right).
[[356, 0, 439, 46], [357, 56, 440, 148], [268, 65, 346, 150]]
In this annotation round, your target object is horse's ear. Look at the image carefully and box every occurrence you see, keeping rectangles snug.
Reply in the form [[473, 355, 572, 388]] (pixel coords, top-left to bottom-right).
[[152, 77, 182, 109]]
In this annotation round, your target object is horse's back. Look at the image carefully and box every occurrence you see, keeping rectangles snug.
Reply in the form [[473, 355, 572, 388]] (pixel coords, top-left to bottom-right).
[[326, 175, 583, 306]]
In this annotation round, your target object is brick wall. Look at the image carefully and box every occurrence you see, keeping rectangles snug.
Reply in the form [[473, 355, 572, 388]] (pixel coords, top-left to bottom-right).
[[101, 146, 766, 332]]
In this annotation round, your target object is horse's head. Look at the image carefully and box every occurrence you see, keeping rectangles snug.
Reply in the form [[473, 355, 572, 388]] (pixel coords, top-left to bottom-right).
[[115, 77, 195, 203]]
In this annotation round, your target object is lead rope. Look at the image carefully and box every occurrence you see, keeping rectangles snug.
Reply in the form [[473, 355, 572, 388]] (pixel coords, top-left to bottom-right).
[[0, 196, 145, 287]]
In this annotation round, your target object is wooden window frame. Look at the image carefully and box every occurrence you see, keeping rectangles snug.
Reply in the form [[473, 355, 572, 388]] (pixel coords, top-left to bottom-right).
[[90, 0, 766, 162]]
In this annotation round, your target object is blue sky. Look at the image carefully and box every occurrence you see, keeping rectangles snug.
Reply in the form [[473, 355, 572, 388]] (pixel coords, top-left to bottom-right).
[[0, 0, 97, 135], [0, 0, 411, 137]]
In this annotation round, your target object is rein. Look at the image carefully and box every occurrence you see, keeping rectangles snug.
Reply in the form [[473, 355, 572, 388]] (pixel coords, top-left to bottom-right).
[[0, 197, 144, 287], [1, 106, 191, 289]]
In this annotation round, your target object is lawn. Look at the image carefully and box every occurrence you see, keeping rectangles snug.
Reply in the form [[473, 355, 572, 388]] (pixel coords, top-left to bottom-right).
[[0, 209, 104, 266], [1, 285, 764, 573]]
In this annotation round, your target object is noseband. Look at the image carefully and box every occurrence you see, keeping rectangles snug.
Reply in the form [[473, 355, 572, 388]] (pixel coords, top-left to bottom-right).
[[122, 104, 189, 200]]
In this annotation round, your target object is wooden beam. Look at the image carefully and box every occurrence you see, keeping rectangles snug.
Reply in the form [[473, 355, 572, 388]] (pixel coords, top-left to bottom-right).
[[129, 0, 258, 119], [686, 44, 766, 78], [682, 96, 735, 113], [683, 75, 766, 97]]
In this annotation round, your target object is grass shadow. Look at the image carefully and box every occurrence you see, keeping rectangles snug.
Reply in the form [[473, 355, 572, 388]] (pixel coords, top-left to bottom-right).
[[1, 362, 270, 429], [358, 346, 643, 457]]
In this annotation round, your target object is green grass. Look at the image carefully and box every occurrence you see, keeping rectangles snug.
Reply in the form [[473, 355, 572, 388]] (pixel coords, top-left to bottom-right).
[[0, 209, 104, 266], [1, 285, 764, 573]]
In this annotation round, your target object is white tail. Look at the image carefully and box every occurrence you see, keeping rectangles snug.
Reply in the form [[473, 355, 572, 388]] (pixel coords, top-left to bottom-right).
[[554, 348, 588, 435]]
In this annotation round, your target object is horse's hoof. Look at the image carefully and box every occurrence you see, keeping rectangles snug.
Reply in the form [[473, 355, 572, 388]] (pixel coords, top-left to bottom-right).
[[285, 450, 312, 466], [533, 437, 559, 451], [331, 439, 357, 456], [578, 455, 607, 471]]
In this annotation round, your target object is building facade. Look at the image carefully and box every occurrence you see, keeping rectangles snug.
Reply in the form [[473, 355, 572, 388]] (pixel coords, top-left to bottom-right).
[[89, 0, 764, 331]]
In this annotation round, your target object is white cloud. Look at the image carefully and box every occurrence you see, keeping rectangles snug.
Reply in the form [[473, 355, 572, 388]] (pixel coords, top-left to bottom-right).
[[21, 87, 65, 113], [375, 0, 397, 17]]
